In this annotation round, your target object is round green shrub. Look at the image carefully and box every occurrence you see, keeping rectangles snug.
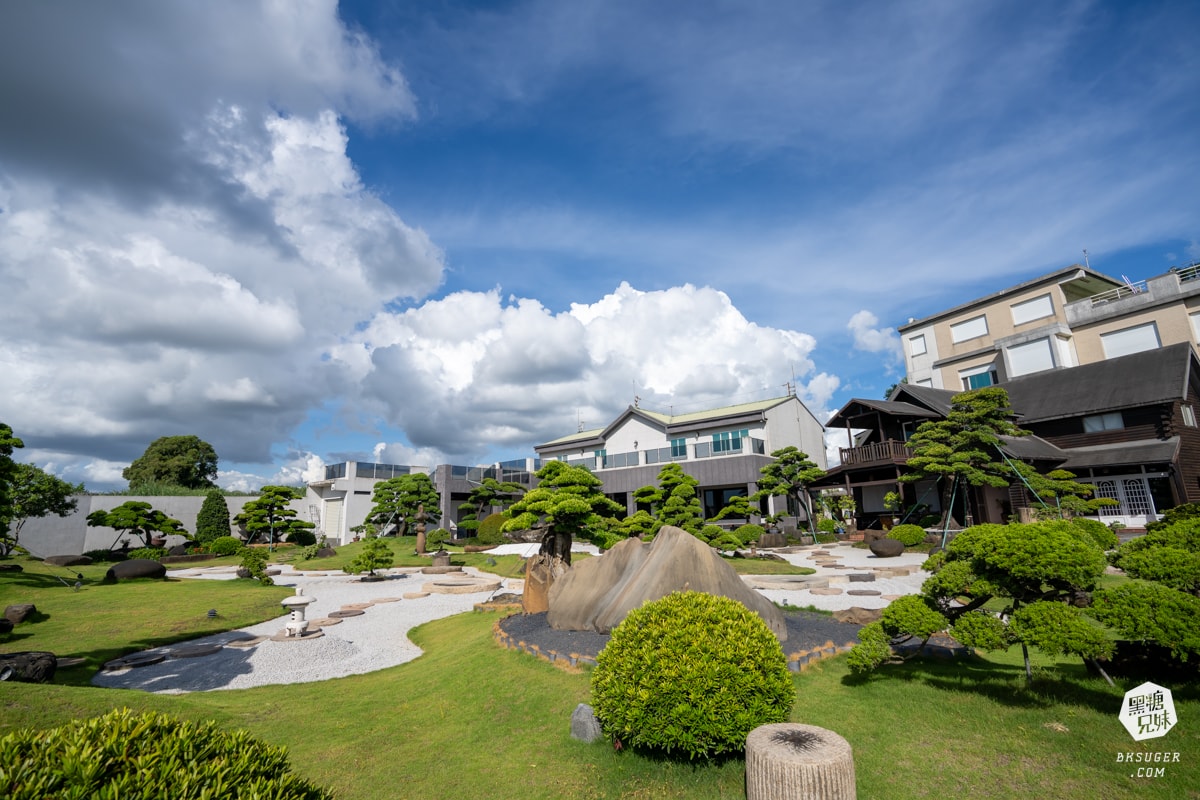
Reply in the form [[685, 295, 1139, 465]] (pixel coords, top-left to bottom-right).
[[710, 531, 744, 551], [0, 708, 332, 800], [127, 547, 166, 561], [918, 514, 942, 528], [476, 512, 509, 545], [82, 548, 126, 563], [208, 536, 244, 556], [591, 591, 792, 759], [817, 517, 838, 534], [286, 528, 317, 547], [698, 524, 725, 543], [887, 523, 926, 547], [427, 527, 450, 549], [733, 523, 765, 545], [1069, 517, 1119, 550]]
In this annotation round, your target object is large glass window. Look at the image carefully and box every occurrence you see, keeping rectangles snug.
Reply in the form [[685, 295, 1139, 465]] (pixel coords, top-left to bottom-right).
[[712, 429, 750, 453], [1082, 412, 1124, 432], [670, 438, 687, 458]]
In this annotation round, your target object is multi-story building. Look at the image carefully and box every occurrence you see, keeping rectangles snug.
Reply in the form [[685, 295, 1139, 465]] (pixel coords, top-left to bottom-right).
[[900, 261, 1200, 390], [534, 395, 826, 522]]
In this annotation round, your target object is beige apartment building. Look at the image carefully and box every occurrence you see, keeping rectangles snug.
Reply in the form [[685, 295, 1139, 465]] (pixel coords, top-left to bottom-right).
[[900, 261, 1200, 389]]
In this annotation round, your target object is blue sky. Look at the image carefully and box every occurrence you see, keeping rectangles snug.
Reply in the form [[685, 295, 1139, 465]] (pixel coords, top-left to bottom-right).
[[1, 0, 1197, 492]]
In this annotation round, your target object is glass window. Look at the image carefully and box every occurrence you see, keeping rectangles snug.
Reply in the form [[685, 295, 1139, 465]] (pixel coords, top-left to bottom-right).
[[1083, 412, 1124, 432], [1011, 294, 1054, 325], [950, 315, 988, 343], [909, 335, 927, 356], [1101, 322, 1160, 359], [1007, 337, 1055, 377], [1184, 405, 1197, 428], [670, 438, 687, 458], [959, 365, 998, 390]]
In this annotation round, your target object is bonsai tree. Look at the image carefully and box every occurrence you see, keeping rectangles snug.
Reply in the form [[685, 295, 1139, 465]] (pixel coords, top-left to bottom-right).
[[456, 477, 525, 535], [4, 463, 83, 557], [86, 501, 187, 549], [503, 460, 623, 564], [346, 535, 394, 577], [752, 446, 826, 533], [235, 486, 314, 550], [364, 473, 440, 537], [630, 463, 704, 536]]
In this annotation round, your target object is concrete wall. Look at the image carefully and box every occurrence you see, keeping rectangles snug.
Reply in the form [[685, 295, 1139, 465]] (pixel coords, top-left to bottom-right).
[[18, 494, 307, 558]]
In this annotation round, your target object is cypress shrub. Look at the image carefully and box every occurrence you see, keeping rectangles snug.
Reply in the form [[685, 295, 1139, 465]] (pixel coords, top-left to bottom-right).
[[477, 512, 509, 545], [195, 489, 231, 544]]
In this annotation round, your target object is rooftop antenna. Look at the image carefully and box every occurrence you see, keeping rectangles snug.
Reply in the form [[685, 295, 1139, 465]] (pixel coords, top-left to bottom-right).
[[576, 410, 584, 433], [633, 395, 640, 408], [1083, 248, 1090, 269]]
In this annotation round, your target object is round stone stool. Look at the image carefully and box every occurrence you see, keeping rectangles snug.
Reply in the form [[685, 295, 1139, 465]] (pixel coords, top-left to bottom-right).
[[746, 723, 856, 800]]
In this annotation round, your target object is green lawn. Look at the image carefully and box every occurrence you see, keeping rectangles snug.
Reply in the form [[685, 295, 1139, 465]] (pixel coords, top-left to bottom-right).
[[1, 559, 1196, 799]]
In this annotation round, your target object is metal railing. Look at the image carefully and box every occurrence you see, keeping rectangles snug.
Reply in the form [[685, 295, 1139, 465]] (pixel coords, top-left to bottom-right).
[[1087, 280, 1147, 307]]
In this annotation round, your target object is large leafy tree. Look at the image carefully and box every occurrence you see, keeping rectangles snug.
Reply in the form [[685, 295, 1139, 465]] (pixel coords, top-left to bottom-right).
[[235, 486, 313, 549], [123, 435, 219, 490], [3, 463, 84, 556], [87, 501, 187, 549], [194, 488, 232, 544], [456, 477, 526, 534], [364, 473, 441, 537], [901, 387, 1031, 527], [752, 446, 826, 533], [630, 463, 704, 536], [503, 461, 624, 563], [0, 423, 25, 541]]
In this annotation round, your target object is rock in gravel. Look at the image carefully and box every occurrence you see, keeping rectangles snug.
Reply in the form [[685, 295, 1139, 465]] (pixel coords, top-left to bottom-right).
[[869, 539, 905, 558], [5, 604, 37, 624]]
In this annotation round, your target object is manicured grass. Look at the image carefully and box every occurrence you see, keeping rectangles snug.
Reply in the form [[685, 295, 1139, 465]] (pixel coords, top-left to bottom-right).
[[3, 562, 1197, 799], [723, 556, 815, 575]]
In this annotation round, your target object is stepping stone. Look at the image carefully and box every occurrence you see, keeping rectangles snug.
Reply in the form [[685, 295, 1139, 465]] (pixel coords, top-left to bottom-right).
[[370, 597, 402, 603], [103, 652, 166, 670], [421, 577, 503, 595], [307, 617, 342, 628], [403, 591, 430, 599], [341, 602, 374, 610], [846, 589, 882, 596], [225, 636, 268, 649], [809, 587, 843, 595], [848, 573, 876, 582], [328, 609, 365, 618], [169, 643, 223, 659], [56, 657, 87, 669]]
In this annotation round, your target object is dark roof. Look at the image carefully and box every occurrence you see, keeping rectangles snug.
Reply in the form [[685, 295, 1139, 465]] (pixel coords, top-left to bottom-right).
[[1057, 438, 1181, 470], [1000, 343, 1196, 423], [825, 398, 940, 427], [998, 434, 1067, 462], [891, 384, 957, 416]]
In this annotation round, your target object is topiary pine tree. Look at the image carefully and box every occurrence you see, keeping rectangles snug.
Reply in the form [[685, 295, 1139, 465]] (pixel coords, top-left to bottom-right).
[[364, 473, 440, 537], [631, 463, 704, 536], [195, 489, 231, 545], [4, 463, 82, 557], [86, 501, 187, 549], [503, 460, 623, 564], [346, 535, 394, 577], [455, 477, 525, 535], [752, 446, 825, 533], [234, 486, 313, 550]]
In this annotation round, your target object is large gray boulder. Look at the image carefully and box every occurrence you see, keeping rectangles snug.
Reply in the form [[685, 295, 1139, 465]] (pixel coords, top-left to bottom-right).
[[869, 538, 905, 558], [0, 651, 57, 683], [106, 558, 167, 581], [547, 526, 787, 641]]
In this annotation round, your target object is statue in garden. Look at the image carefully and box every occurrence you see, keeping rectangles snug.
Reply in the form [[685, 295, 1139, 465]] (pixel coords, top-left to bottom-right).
[[414, 504, 428, 555]]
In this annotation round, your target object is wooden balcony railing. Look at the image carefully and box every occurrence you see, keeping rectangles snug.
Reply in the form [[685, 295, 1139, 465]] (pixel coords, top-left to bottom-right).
[[839, 440, 913, 465]]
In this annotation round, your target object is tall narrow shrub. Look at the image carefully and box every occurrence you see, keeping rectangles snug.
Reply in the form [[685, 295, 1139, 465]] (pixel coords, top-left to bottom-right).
[[195, 488, 231, 544]]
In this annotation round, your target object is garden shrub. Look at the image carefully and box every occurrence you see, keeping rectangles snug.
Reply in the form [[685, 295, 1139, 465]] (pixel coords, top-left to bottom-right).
[[0, 708, 332, 800], [590, 591, 792, 759], [240, 548, 273, 585], [1092, 582, 1200, 661], [286, 528, 317, 547], [195, 489, 231, 544], [1146, 502, 1200, 532], [880, 594, 947, 639], [82, 548, 126, 563], [1008, 601, 1113, 661], [127, 547, 166, 561], [697, 524, 725, 543], [1069, 517, 1119, 550], [887, 523, 926, 547], [817, 517, 838, 534], [208, 536, 244, 556], [476, 512, 509, 545], [918, 514, 941, 528], [1118, 547, 1200, 592], [427, 527, 450, 549], [710, 531, 744, 551], [733, 523, 765, 545], [347, 536, 394, 576], [846, 621, 891, 673]]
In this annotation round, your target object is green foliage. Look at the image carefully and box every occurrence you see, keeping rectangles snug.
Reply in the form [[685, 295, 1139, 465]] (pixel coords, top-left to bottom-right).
[[880, 594, 947, 639], [82, 548, 127, 563], [208, 536, 244, 556], [3, 462, 83, 557], [1008, 601, 1113, 661], [346, 536, 394, 576], [1092, 582, 1200, 660], [127, 547, 166, 561], [1027, 469, 1119, 518], [455, 478, 525, 534], [733, 523, 765, 545], [918, 513, 941, 528], [631, 464, 703, 535], [1067, 517, 1119, 550], [503, 461, 623, 551], [0, 423, 25, 536], [365, 473, 441, 536], [426, 527, 450, 549], [846, 621, 892, 673], [618, 510, 659, 540], [123, 434, 219, 490], [697, 524, 725, 543], [709, 531, 744, 551], [286, 528, 317, 546], [887, 523, 926, 546], [752, 446, 826, 533], [949, 611, 1011, 651], [1146, 502, 1200, 532], [0, 708, 332, 800], [816, 517, 838, 534], [195, 488, 231, 544], [476, 512, 509, 545], [1119, 547, 1200, 592], [86, 501, 187, 548], [240, 548, 272, 585], [591, 591, 792, 759], [235, 486, 313, 547], [949, 520, 1106, 599]]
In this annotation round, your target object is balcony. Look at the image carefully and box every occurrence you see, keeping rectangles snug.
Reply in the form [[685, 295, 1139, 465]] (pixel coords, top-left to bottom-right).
[[839, 440, 913, 466], [1066, 261, 1200, 326]]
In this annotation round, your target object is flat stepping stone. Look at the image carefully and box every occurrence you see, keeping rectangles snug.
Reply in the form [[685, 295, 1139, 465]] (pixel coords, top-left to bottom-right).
[[403, 591, 430, 599], [370, 597, 402, 603], [327, 609, 365, 618], [307, 617, 342, 628], [341, 602, 374, 610], [225, 636, 268, 648], [421, 577, 502, 595], [103, 652, 166, 670], [169, 643, 223, 659], [846, 589, 882, 596], [56, 657, 88, 669], [848, 573, 876, 582], [421, 565, 464, 574], [809, 587, 843, 595]]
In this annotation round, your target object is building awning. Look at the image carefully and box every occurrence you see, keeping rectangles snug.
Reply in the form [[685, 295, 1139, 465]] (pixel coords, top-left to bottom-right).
[[1057, 438, 1181, 471]]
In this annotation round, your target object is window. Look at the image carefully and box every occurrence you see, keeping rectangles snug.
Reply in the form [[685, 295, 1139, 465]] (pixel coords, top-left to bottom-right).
[[908, 335, 927, 356], [1011, 294, 1054, 325], [712, 429, 750, 453], [1191, 311, 1200, 342], [1184, 405, 1197, 428], [1083, 412, 1124, 432], [1101, 322, 1160, 359], [670, 438, 687, 458], [916, 378, 933, 387], [1006, 337, 1055, 377], [959, 365, 998, 390], [950, 315, 988, 343]]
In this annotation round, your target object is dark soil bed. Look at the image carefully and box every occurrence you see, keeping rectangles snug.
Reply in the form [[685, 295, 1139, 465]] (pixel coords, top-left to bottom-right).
[[498, 610, 863, 660]]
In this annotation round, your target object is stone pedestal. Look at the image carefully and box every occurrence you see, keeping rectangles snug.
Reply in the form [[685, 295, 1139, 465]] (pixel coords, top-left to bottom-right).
[[746, 723, 856, 800]]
